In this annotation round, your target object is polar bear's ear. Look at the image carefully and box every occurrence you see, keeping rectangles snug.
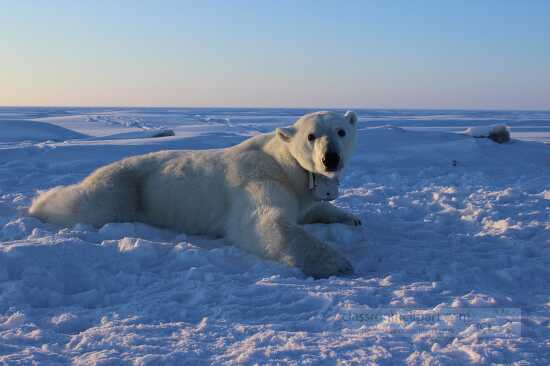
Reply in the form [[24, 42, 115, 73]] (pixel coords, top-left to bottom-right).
[[276, 127, 296, 142], [344, 111, 357, 125]]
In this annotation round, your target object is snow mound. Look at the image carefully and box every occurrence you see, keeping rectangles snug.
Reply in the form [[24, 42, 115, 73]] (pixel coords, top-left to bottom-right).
[[464, 124, 511, 143], [0, 120, 87, 142], [91, 129, 175, 141]]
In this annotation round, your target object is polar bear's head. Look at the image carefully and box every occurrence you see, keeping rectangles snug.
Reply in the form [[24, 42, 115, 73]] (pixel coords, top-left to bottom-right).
[[276, 111, 357, 178]]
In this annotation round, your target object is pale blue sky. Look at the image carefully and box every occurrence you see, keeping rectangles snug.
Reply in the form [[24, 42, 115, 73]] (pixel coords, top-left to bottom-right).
[[1, 0, 549, 109]]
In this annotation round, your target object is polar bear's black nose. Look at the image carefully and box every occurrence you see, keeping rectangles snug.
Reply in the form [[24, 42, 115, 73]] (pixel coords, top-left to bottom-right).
[[322, 152, 340, 171]]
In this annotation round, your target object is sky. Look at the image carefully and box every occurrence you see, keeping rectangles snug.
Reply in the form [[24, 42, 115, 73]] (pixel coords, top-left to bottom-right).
[[1, 0, 549, 110]]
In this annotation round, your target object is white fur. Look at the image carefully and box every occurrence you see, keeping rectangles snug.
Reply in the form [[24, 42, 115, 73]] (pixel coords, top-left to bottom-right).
[[30, 111, 360, 278]]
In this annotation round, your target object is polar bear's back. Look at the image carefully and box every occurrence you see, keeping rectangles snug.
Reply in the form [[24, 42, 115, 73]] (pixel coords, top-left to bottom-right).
[[135, 149, 231, 235], [30, 149, 231, 231], [140, 144, 288, 236], [30, 133, 289, 235]]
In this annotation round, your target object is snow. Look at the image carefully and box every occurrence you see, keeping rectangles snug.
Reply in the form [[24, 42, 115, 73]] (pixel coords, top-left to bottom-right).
[[0, 120, 86, 143], [87, 129, 176, 141], [0, 107, 549, 364]]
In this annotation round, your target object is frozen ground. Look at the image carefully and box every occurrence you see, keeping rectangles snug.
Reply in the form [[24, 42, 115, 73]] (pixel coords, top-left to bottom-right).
[[0, 107, 549, 365]]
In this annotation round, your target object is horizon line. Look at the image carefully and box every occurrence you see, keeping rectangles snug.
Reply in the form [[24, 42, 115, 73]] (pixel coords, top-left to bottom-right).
[[1, 105, 550, 113]]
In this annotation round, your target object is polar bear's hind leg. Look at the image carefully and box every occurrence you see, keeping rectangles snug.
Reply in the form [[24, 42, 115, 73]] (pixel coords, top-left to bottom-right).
[[29, 184, 87, 226], [29, 161, 145, 227]]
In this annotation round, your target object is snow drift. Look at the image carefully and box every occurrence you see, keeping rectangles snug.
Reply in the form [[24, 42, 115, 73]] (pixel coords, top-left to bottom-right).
[[0, 120, 87, 142]]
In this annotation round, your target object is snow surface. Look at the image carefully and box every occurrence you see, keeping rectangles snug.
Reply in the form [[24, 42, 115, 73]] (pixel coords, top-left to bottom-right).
[[85, 129, 176, 141], [0, 120, 86, 143], [0, 107, 549, 365]]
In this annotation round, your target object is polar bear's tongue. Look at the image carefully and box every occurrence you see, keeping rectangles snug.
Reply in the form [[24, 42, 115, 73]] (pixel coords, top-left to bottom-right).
[[308, 172, 340, 201]]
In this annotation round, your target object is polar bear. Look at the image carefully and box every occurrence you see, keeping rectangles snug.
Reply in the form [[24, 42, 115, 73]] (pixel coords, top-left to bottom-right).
[[30, 111, 361, 278]]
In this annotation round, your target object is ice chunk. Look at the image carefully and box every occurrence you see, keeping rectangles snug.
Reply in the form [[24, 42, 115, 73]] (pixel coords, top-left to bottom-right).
[[464, 124, 511, 143]]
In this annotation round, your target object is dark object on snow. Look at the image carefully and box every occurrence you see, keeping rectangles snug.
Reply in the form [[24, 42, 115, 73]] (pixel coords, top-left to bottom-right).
[[464, 125, 511, 144], [488, 127, 510, 144], [151, 130, 175, 138]]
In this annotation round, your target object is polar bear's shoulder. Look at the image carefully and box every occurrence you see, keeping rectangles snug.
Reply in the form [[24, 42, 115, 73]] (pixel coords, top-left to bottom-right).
[[224, 133, 288, 183], [230, 132, 274, 152], [225, 149, 285, 181]]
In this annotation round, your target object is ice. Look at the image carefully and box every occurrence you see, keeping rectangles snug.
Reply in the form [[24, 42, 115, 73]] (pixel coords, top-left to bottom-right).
[[464, 124, 506, 138], [0, 107, 549, 364], [464, 124, 511, 143]]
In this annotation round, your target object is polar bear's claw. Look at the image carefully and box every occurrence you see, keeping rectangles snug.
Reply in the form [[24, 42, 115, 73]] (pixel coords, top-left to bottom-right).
[[341, 214, 362, 226]]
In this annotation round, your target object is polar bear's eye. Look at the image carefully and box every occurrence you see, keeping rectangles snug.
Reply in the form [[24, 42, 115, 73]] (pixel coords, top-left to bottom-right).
[[337, 129, 346, 137], [307, 133, 316, 142]]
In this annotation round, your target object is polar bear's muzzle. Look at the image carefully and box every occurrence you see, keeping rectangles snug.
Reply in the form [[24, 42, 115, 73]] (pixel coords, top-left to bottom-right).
[[314, 137, 342, 175]]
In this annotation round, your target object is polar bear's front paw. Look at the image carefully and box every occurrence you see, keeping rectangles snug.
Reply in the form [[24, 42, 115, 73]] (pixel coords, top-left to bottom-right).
[[302, 246, 354, 279]]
